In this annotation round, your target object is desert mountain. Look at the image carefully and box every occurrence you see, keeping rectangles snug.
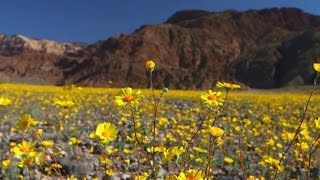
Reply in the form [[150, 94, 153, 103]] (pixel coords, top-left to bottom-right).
[[0, 34, 86, 84], [1, 7, 320, 89]]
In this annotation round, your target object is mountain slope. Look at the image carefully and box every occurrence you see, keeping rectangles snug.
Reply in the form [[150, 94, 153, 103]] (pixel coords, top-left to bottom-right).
[[62, 7, 320, 89], [0, 34, 85, 84]]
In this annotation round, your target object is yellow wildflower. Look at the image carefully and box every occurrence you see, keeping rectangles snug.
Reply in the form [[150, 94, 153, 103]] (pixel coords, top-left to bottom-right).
[[266, 138, 275, 146], [2, 159, 11, 168], [66, 177, 78, 180], [177, 169, 204, 180], [95, 122, 118, 144], [162, 146, 185, 163], [35, 128, 43, 137], [59, 120, 64, 131], [12, 141, 35, 156], [315, 118, 320, 129], [262, 116, 272, 123], [105, 147, 118, 154], [209, 126, 224, 137], [215, 137, 224, 146], [124, 159, 130, 166], [53, 98, 74, 108], [45, 163, 62, 175], [41, 140, 54, 148], [89, 131, 96, 139], [224, 157, 234, 164], [297, 142, 309, 151], [216, 81, 241, 90], [135, 172, 149, 180], [18, 156, 35, 168], [166, 175, 177, 180], [313, 63, 320, 73], [235, 126, 241, 132], [114, 87, 142, 107], [127, 132, 148, 143], [34, 152, 45, 166], [246, 176, 256, 180], [16, 113, 38, 131], [276, 143, 283, 149], [300, 128, 313, 141], [146, 60, 156, 71], [51, 163, 62, 169], [141, 136, 149, 144], [10, 127, 17, 132], [200, 90, 223, 107], [68, 137, 82, 145], [99, 155, 111, 165], [195, 158, 204, 163], [105, 168, 114, 176], [193, 146, 208, 154], [0, 97, 11, 106], [123, 148, 132, 154], [147, 146, 166, 153], [259, 155, 284, 172], [281, 132, 295, 142], [246, 176, 265, 180]]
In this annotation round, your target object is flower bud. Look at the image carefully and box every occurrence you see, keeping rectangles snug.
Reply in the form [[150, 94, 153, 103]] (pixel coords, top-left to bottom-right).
[[313, 63, 320, 73], [146, 60, 155, 71]]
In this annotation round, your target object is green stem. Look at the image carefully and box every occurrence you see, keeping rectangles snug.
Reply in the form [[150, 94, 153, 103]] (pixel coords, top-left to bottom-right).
[[307, 134, 320, 180], [238, 121, 247, 180], [274, 86, 318, 179], [179, 107, 212, 171], [150, 70, 159, 179], [130, 107, 154, 172], [206, 90, 229, 179], [33, 130, 64, 179]]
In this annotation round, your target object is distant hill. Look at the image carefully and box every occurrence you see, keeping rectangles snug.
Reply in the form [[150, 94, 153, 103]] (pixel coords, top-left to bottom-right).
[[1, 7, 320, 89]]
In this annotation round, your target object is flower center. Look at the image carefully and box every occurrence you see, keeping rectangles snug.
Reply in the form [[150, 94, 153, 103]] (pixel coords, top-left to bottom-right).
[[187, 176, 196, 180], [22, 120, 30, 128], [123, 95, 134, 102], [102, 131, 110, 138], [207, 94, 217, 101], [21, 146, 29, 153]]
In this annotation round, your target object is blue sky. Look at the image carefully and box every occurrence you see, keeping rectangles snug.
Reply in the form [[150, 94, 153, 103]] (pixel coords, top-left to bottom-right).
[[0, 0, 319, 43]]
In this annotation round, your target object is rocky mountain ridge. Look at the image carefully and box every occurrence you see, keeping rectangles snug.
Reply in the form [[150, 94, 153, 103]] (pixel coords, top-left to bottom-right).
[[0, 34, 86, 56], [1, 7, 320, 89]]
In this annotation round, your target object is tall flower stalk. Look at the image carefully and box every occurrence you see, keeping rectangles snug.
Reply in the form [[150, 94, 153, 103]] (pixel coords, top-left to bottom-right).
[[147, 60, 158, 179], [146, 59, 168, 179], [114, 87, 154, 175], [205, 82, 241, 179], [274, 63, 320, 179]]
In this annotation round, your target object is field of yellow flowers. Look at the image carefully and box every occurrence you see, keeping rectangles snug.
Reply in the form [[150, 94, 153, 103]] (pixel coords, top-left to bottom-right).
[[0, 83, 318, 180], [0, 62, 319, 180]]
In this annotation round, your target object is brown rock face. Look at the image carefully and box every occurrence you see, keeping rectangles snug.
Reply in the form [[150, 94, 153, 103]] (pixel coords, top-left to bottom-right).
[[0, 34, 85, 84], [1, 7, 320, 89]]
